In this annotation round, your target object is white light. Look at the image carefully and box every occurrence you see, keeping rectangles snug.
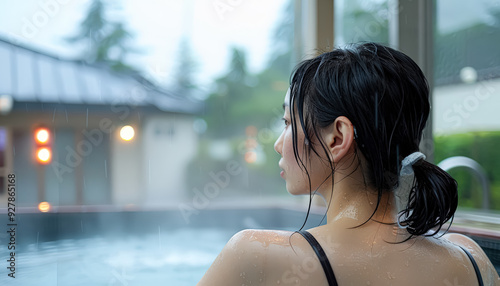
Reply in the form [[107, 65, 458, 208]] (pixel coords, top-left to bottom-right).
[[0, 94, 13, 114], [460, 67, 477, 84], [120, 125, 135, 141]]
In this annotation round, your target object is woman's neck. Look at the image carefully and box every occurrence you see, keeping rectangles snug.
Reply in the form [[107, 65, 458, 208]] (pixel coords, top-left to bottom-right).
[[317, 163, 399, 229]]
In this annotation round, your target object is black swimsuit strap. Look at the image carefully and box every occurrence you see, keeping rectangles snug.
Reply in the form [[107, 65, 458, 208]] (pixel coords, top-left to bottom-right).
[[298, 230, 338, 286], [459, 245, 484, 286]]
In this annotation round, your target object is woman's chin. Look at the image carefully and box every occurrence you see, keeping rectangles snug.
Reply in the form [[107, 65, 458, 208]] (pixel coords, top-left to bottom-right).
[[285, 186, 309, 196]]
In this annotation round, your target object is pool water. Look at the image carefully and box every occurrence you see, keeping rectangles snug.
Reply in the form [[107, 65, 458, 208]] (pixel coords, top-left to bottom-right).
[[1, 208, 498, 285], [0, 228, 236, 286]]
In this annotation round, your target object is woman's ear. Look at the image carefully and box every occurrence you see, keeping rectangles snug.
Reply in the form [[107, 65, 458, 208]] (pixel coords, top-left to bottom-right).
[[321, 116, 355, 163]]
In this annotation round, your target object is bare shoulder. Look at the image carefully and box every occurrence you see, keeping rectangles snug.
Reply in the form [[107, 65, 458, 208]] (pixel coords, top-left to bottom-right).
[[197, 229, 313, 286], [443, 233, 500, 285]]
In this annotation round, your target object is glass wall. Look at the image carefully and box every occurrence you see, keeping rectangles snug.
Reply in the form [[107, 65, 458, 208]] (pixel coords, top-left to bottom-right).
[[433, 0, 500, 212]]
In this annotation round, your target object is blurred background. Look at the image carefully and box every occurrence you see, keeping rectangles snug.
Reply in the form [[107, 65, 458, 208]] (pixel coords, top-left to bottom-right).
[[0, 0, 499, 285]]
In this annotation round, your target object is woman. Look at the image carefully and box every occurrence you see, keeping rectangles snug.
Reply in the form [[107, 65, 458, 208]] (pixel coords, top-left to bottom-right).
[[198, 42, 500, 285]]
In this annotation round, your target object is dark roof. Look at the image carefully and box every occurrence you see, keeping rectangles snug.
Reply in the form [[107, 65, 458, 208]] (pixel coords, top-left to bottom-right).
[[434, 22, 500, 86], [0, 37, 202, 114]]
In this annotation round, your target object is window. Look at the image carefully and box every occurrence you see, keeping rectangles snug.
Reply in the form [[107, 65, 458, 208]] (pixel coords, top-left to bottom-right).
[[433, 0, 500, 211]]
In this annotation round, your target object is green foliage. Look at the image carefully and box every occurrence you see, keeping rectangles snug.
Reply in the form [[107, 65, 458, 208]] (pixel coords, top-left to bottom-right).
[[66, 0, 106, 45], [204, 46, 284, 137], [340, 0, 389, 45], [186, 0, 295, 197], [173, 38, 199, 98], [65, 0, 139, 72], [434, 132, 500, 210]]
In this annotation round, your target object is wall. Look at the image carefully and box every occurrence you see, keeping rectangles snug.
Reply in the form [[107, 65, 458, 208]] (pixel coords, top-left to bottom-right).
[[142, 114, 198, 205]]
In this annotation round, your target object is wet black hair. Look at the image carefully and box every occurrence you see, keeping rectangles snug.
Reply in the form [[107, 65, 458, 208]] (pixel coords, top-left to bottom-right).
[[289, 42, 458, 238]]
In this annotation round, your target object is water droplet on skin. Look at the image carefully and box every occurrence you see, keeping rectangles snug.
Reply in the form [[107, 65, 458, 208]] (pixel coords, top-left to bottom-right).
[[277, 280, 281, 284], [435, 259, 439, 263], [259, 278, 263, 282], [366, 281, 371, 285]]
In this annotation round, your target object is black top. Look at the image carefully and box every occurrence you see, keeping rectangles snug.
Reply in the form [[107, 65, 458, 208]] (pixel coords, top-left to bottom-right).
[[298, 230, 338, 286], [297, 230, 484, 286], [459, 245, 485, 286]]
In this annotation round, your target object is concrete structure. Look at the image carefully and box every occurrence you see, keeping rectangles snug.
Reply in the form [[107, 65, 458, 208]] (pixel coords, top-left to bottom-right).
[[433, 77, 500, 135], [0, 37, 202, 209]]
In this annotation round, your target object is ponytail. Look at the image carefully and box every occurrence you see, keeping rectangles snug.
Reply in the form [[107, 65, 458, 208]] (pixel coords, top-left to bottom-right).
[[401, 159, 458, 237]]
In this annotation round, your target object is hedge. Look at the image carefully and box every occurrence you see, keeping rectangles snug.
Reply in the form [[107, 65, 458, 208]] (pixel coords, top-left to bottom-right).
[[434, 132, 500, 211]]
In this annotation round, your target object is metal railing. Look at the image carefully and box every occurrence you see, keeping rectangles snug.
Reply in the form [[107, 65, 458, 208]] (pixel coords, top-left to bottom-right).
[[438, 156, 490, 210]]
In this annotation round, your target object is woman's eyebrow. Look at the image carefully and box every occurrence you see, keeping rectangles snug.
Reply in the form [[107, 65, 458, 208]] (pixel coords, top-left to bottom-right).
[[282, 103, 289, 110]]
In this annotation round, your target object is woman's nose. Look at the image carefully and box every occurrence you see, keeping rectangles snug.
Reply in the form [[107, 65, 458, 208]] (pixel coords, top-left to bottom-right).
[[274, 131, 283, 156]]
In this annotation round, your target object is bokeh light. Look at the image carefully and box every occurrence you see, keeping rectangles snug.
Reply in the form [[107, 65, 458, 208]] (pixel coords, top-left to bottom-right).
[[120, 125, 135, 141], [35, 128, 50, 144], [245, 151, 257, 163], [38, 202, 51, 212], [36, 147, 52, 164]]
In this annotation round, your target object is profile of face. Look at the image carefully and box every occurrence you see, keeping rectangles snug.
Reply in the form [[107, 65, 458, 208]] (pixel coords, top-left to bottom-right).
[[273, 90, 332, 196]]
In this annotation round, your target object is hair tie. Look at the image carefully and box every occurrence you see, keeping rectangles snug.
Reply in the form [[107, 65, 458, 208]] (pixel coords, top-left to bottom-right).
[[394, 151, 426, 228]]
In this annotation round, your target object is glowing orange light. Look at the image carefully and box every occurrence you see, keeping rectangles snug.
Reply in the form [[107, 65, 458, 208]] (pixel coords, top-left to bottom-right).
[[38, 201, 51, 212], [35, 128, 50, 144], [245, 151, 257, 163], [37, 147, 52, 164]]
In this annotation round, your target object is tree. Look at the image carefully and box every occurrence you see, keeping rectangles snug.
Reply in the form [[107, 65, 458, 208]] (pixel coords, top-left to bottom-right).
[[172, 37, 199, 98], [66, 0, 138, 72], [204, 47, 254, 137], [434, 9, 500, 85], [66, 0, 106, 62], [268, 0, 294, 77], [340, 0, 389, 45]]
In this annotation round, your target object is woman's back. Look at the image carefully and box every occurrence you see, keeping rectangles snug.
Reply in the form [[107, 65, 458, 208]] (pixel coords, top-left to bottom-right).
[[300, 226, 487, 285], [199, 226, 495, 285]]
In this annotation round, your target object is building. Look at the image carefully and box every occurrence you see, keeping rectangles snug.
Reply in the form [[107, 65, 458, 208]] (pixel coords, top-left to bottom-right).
[[0, 37, 203, 210]]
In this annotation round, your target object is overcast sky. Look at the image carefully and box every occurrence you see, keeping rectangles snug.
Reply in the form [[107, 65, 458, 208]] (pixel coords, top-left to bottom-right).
[[0, 0, 288, 90], [0, 0, 497, 89]]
